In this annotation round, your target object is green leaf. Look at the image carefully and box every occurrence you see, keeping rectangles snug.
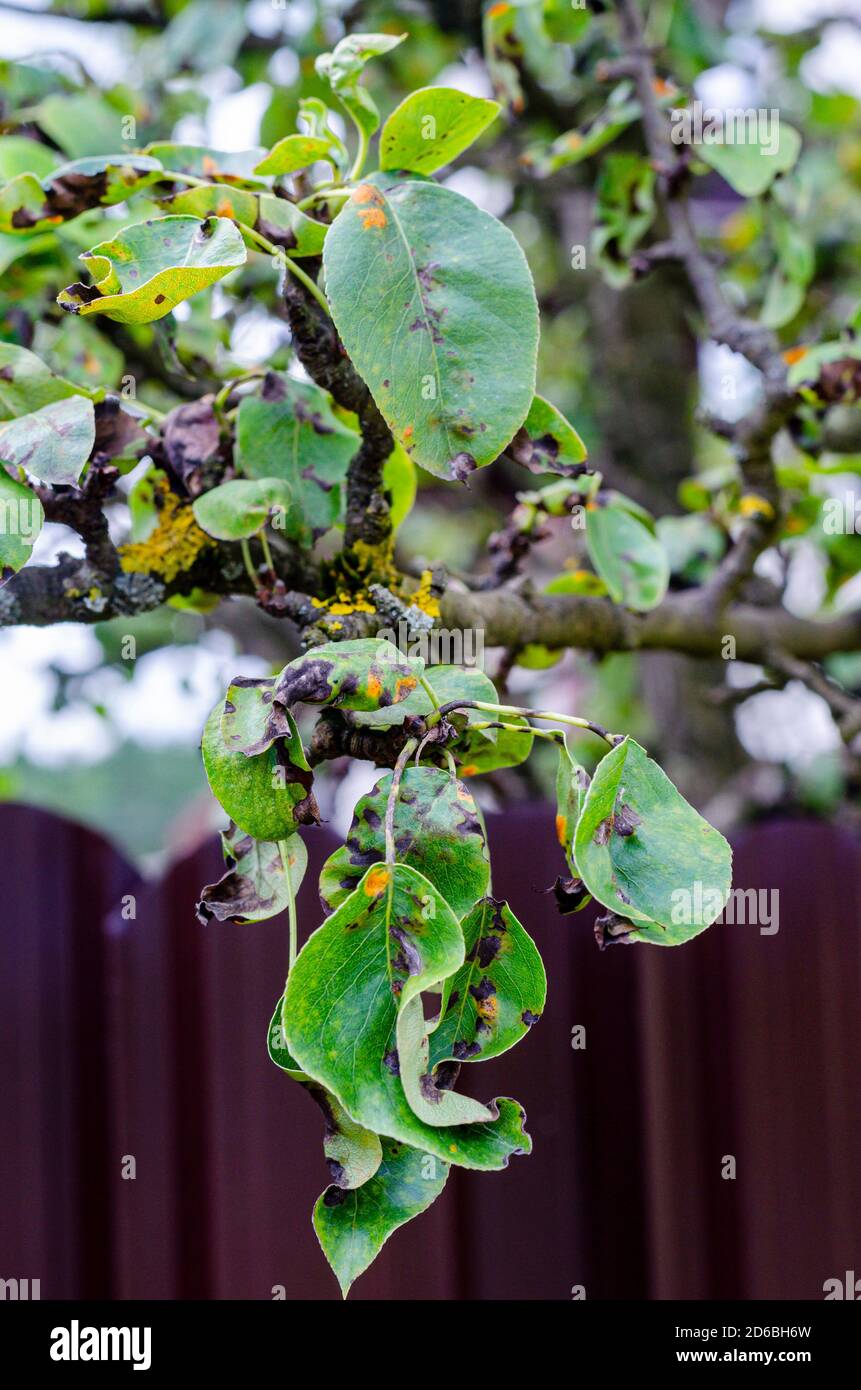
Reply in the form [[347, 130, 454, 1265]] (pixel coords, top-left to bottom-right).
[[573, 737, 732, 945], [322, 174, 538, 481], [315, 33, 406, 139], [313, 1136, 447, 1298], [192, 477, 291, 541], [555, 736, 590, 876], [396, 993, 497, 1126], [201, 698, 319, 841], [0, 395, 95, 486], [695, 122, 802, 197], [255, 195, 328, 258], [196, 825, 306, 924], [0, 342, 85, 419], [508, 394, 588, 475], [348, 663, 534, 773], [525, 84, 641, 174], [585, 498, 669, 611], [34, 91, 136, 159], [220, 675, 295, 757], [319, 765, 490, 918], [429, 896, 546, 1066], [284, 863, 532, 1169], [268, 1001, 382, 1192], [0, 135, 59, 182], [0, 469, 44, 585], [382, 440, 416, 530], [235, 373, 355, 545], [145, 142, 268, 186], [380, 87, 500, 175], [253, 135, 336, 176], [275, 637, 424, 713], [57, 215, 247, 324], [760, 270, 804, 330], [158, 181, 259, 226], [0, 153, 164, 234]]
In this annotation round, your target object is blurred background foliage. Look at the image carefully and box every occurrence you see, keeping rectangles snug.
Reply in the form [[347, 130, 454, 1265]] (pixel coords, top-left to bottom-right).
[[1, 0, 860, 864]]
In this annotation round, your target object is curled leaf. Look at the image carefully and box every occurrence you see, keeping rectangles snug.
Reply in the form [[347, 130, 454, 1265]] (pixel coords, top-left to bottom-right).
[[275, 637, 424, 713], [201, 698, 319, 841], [508, 394, 588, 476], [0, 153, 163, 234], [196, 825, 307, 925]]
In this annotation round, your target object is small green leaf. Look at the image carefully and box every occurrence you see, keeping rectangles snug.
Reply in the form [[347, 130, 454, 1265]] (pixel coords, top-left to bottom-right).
[[585, 498, 669, 611], [429, 896, 546, 1066], [380, 87, 500, 174], [322, 175, 538, 481], [574, 737, 732, 944], [316, 33, 406, 139], [0, 469, 44, 585], [196, 825, 306, 924], [255, 195, 328, 257], [760, 270, 804, 330], [508, 394, 588, 476], [0, 342, 85, 419], [57, 215, 247, 324], [319, 765, 490, 918], [275, 637, 424, 712], [235, 373, 355, 546], [253, 135, 335, 176], [314, 1136, 447, 1298], [201, 698, 319, 841], [0, 395, 95, 486], [192, 477, 291, 541], [695, 122, 802, 197], [284, 863, 532, 1170], [382, 440, 416, 530], [158, 181, 259, 226]]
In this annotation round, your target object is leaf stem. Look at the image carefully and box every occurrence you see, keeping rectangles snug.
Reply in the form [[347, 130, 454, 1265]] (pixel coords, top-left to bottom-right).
[[349, 125, 369, 182], [239, 537, 259, 591], [385, 737, 418, 865], [279, 839, 299, 972], [259, 528, 276, 579], [296, 185, 351, 210], [418, 674, 441, 710], [236, 220, 332, 317], [428, 698, 618, 745]]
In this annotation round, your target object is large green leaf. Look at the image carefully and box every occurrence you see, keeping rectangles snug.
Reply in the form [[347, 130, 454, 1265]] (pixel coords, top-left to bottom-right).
[[314, 1136, 447, 1298], [380, 87, 500, 174], [316, 33, 406, 139], [0, 343, 85, 419], [695, 122, 802, 197], [0, 395, 95, 486], [508, 394, 588, 475], [0, 153, 164, 234], [275, 637, 424, 713], [201, 699, 319, 841], [319, 765, 490, 917], [429, 897, 545, 1067], [192, 478, 291, 541], [0, 469, 44, 585], [196, 824, 306, 924], [57, 215, 247, 324], [268, 1000, 383, 1192], [323, 174, 538, 481], [235, 374, 355, 545], [585, 498, 669, 611], [284, 863, 532, 1169], [573, 737, 732, 945]]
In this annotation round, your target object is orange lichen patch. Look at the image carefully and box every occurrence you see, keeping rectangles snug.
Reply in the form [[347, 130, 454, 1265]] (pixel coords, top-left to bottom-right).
[[460, 764, 479, 778], [352, 183, 381, 205], [367, 672, 382, 700], [364, 865, 390, 897], [395, 675, 417, 700], [556, 814, 567, 848], [358, 206, 387, 230], [739, 493, 776, 521], [783, 345, 808, 365]]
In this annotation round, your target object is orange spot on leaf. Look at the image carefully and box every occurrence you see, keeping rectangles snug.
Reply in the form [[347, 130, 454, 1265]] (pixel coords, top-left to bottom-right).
[[556, 814, 567, 848], [358, 207, 387, 230], [783, 345, 808, 365], [460, 765, 479, 778], [364, 865, 390, 897]]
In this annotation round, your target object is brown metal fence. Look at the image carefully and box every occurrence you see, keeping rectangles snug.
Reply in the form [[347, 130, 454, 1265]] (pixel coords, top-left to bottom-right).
[[1, 802, 859, 1300]]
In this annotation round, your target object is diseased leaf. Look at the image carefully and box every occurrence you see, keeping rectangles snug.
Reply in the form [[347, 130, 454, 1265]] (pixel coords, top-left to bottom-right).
[[221, 676, 294, 757], [380, 87, 500, 174], [201, 698, 319, 841], [284, 863, 532, 1169], [0, 342, 85, 419], [314, 1136, 447, 1298], [585, 498, 669, 611], [322, 175, 538, 481], [695, 122, 801, 197], [397, 994, 498, 1126], [145, 142, 268, 186], [555, 736, 590, 876], [0, 469, 44, 585], [319, 765, 490, 917], [508, 394, 588, 476], [315, 32, 406, 139], [192, 477, 291, 541], [235, 373, 355, 545], [275, 637, 424, 713], [255, 195, 328, 257], [0, 395, 95, 486], [0, 153, 164, 234], [254, 135, 336, 176], [524, 83, 641, 174], [574, 737, 732, 945], [268, 1000, 384, 1193], [429, 897, 546, 1066], [196, 824, 306, 925], [57, 215, 247, 324], [158, 181, 259, 226]]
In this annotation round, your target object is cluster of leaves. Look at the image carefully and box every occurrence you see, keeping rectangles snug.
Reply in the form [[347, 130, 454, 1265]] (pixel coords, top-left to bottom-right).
[[196, 637, 731, 1292]]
